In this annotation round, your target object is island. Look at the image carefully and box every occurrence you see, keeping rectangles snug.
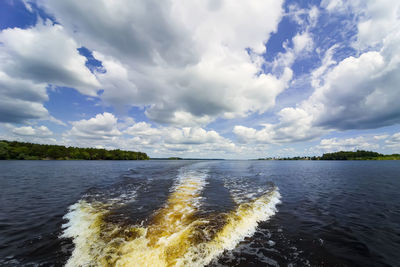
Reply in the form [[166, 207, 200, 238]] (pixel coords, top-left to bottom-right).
[[0, 140, 149, 160]]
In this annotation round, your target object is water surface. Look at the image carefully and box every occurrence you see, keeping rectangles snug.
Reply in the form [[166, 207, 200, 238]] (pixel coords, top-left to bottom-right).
[[0, 160, 399, 266]]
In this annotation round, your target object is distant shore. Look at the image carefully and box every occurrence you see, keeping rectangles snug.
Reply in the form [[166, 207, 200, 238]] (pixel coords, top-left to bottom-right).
[[258, 150, 400, 160], [1, 141, 398, 161]]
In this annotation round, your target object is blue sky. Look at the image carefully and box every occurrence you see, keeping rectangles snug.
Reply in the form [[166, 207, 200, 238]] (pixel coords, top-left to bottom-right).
[[0, 0, 399, 158]]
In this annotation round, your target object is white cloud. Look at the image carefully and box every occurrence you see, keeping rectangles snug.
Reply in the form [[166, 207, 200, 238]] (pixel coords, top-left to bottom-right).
[[0, 123, 56, 144], [252, 1, 400, 144], [37, 0, 290, 126], [288, 4, 319, 28], [293, 32, 313, 54], [353, 0, 400, 51], [3, 0, 398, 159], [268, 43, 400, 141], [0, 22, 100, 95], [0, 21, 100, 124], [310, 18, 400, 130], [164, 127, 222, 145], [234, 107, 325, 144], [62, 113, 236, 157], [125, 121, 235, 152], [317, 136, 379, 152], [373, 135, 389, 140], [311, 1, 400, 130], [270, 6, 317, 74], [310, 44, 338, 88], [12, 126, 35, 136], [0, 70, 49, 123], [35, 125, 54, 136], [125, 122, 162, 137], [0, 98, 49, 124], [12, 125, 53, 137], [385, 132, 400, 148], [22, 0, 33, 12], [321, 0, 400, 51], [309, 50, 389, 129], [271, 31, 314, 74], [320, 0, 346, 12], [64, 112, 121, 141]]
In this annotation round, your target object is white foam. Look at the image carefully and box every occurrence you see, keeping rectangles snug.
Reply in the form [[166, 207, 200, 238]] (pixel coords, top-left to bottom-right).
[[176, 188, 281, 266], [62, 187, 138, 267], [61, 168, 281, 267], [62, 201, 108, 267]]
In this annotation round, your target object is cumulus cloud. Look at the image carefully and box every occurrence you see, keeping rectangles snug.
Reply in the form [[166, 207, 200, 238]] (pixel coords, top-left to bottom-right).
[[310, 27, 400, 130], [0, 22, 100, 95], [125, 121, 235, 152], [125, 122, 162, 137], [12, 125, 53, 137], [310, 0, 400, 130], [385, 132, 400, 148], [320, 0, 347, 13], [323, 0, 400, 51], [268, 5, 317, 78], [293, 32, 314, 54], [249, 1, 400, 144], [288, 4, 319, 27], [0, 123, 56, 144], [373, 135, 389, 140], [310, 50, 395, 129], [36, 0, 291, 125], [64, 112, 121, 141], [0, 96, 49, 123], [62, 113, 236, 156], [234, 107, 325, 144], [2, 0, 398, 158], [317, 136, 379, 152], [164, 127, 223, 145], [0, 21, 100, 123], [0, 70, 49, 123], [311, 0, 400, 129]]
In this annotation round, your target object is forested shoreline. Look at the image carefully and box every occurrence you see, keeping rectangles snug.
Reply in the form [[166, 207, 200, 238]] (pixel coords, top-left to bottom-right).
[[0, 140, 149, 160], [258, 150, 400, 160], [1, 141, 397, 161]]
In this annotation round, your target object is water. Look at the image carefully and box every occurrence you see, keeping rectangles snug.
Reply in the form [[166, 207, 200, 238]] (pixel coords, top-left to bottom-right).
[[0, 160, 399, 266]]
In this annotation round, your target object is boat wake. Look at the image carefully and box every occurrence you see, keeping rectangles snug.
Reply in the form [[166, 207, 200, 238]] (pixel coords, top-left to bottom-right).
[[62, 167, 281, 266]]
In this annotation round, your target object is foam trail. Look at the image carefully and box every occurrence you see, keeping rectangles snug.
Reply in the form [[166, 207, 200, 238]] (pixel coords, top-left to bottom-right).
[[177, 189, 281, 266], [61, 184, 139, 267], [62, 201, 110, 266], [116, 169, 208, 266], [62, 168, 281, 267]]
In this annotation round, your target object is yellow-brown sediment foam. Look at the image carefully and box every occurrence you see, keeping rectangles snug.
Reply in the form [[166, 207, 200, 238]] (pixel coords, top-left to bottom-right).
[[116, 171, 208, 266], [175, 189, 281, 266], [62, 171, 281, 267]]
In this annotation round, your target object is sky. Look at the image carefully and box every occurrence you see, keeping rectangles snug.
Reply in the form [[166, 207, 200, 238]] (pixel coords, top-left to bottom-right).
[[0, 0, 399, 159]]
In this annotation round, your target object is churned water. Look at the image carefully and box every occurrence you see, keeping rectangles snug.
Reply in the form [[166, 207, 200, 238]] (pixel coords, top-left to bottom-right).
[[0, 160, 399, 266]]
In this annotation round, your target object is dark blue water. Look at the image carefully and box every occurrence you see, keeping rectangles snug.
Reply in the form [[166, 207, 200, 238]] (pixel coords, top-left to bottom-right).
[[0, 160, 399, 266]]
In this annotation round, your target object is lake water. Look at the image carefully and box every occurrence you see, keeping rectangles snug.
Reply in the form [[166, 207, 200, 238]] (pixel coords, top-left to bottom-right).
[[0, 160, 399, 266]]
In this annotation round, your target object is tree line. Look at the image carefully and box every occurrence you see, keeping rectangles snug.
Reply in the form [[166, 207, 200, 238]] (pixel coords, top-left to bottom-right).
[[320, 150, 382, 160], [258, 150, 400, 160], [0, 140, 149, 160]]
